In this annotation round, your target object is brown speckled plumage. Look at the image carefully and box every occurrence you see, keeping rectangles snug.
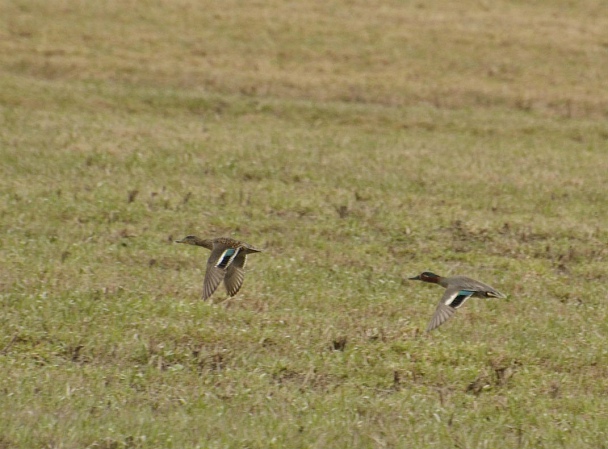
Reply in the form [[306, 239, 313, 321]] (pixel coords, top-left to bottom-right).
[[176, 236, 261, 300], [409, 272, 506, 332]]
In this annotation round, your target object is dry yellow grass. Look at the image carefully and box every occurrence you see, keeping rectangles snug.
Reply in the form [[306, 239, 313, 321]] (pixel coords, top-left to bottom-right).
[[2, 0, 608, 116]]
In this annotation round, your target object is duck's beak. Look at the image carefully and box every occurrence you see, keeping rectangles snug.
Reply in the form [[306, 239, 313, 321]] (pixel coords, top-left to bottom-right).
[[175, 238, 185, 244], [408, 275, 421, 281]]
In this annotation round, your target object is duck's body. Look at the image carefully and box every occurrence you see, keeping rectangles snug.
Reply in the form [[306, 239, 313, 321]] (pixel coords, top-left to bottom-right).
[[409, 272, 506, 332], [175, 236, 261, 300]]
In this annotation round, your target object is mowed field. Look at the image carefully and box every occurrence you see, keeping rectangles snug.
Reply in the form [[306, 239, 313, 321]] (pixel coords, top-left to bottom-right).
[[1, 1, 608, 448]]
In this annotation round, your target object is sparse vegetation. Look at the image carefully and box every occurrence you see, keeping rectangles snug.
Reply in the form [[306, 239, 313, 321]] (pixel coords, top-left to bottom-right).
[[1, 1, 608, 448]]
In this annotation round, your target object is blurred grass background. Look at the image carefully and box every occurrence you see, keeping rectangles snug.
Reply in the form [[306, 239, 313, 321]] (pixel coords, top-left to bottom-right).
[[1, 1, 608, 448]]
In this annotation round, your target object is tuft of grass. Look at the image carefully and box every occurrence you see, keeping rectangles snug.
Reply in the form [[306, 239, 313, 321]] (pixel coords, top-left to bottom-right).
[[1, 1, 608, 448]]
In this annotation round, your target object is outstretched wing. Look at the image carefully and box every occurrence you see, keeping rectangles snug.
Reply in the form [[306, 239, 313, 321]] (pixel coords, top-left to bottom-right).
[[202, 246, 238, 300], [224, 252, 247, 297], [427, 287, 475, 332]]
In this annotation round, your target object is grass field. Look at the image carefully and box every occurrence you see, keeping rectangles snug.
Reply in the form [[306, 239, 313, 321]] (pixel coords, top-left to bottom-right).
[[1, 1, 608, 448]]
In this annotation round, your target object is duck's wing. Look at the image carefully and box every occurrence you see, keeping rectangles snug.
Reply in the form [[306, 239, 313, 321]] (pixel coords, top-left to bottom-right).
[[224, 252, 247, 297], [427, 287, 475, 332], [202, 246, 239, 300]]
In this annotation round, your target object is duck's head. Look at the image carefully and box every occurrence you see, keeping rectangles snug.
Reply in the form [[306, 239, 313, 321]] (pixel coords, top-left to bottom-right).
[[408, 271, 441, 283], [175, 235, 203, 246]]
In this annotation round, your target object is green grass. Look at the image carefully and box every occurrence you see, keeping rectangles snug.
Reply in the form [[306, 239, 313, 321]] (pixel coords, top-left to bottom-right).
[[1, 1, 608, 448]]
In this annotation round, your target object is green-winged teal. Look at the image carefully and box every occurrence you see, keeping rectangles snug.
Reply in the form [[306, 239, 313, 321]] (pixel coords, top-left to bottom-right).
[[409, 272, 507, 332], [175, 236, 261, 300]]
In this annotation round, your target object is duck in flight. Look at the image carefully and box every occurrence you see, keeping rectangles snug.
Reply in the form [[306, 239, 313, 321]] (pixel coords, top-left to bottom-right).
[[175, 236, 262, 300], [409, 272, 507, 332]]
